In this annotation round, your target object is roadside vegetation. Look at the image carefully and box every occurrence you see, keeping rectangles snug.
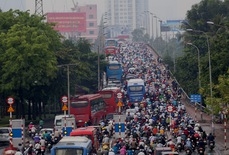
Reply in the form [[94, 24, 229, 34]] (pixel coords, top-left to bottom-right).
[[132, 0, 229, 114], [0, 9, 106, 121]]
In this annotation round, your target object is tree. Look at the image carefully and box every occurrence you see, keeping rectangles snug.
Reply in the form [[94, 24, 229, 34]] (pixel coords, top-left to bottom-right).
[[0, 10, 62, 119], [176, 0, 229, 109]]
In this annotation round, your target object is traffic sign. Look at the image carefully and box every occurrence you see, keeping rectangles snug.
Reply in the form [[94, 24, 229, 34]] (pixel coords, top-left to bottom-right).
[[117, 93, 122, 99], [167, 105, 174, 113], [190, 94, 201, 103], [7, 97, 14, 105], [61, 96, 68, 103], [117, 101, 123, 107], [62, 104, 68, 111], [7, 106, 14, 113]]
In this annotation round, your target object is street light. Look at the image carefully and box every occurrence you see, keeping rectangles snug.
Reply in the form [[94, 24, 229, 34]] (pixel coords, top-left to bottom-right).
[[186, 43, 201, 90], [186, 28, 213, 134], [58, 64, 78, 116]]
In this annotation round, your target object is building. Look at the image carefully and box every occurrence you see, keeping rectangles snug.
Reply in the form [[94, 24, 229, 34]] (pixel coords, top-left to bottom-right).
[[46, 4, 98, 43], [105, 0, 149, 37]]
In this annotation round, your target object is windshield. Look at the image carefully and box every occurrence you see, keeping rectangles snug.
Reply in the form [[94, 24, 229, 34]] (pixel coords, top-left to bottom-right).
[[71, 101, 89, 108], [129, 86, 143, 91], [55, 120, 62, 126], [106, 40, 117, 46], [108, 65, 120, 70], [0, 129, 9, 134], [55, 148, 83, 155]]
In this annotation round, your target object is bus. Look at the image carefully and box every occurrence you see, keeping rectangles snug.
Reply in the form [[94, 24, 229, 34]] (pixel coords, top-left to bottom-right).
[[104, 39, 119, 55], [51, 136, 92, 155], [70, 94, 107, 127], [106, 60, 123, 82], [127, 78, 145, 103], [99, 87, 122, 113], [70, 126, 99, 151]]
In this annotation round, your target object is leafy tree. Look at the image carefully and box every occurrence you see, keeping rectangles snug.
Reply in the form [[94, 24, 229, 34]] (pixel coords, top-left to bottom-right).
[[0, 10, 62, 119], [131, 28, 145, 42], [176, 0, 229, 110]]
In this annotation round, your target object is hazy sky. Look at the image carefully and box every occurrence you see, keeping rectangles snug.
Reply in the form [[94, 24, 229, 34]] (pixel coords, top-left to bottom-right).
[[0, 0, 202, 22]]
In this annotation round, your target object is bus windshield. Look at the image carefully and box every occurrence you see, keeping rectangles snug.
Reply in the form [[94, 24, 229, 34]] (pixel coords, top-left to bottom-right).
[[91, 98, 106, 113], [129, 86, 143, 91], [106, 40, 117, 46], [55, 148, 83, 155], [71, 101, 89, 108], [108, 65, 120, 70]]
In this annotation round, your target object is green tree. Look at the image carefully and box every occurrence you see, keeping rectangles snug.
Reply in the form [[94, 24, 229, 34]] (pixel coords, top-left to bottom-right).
[[177, 0, 229, 109], [0, 10, 62, 119]]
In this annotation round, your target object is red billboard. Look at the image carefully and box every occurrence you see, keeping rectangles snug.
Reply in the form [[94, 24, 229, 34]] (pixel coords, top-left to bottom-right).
[[47, 12, 86, 33]]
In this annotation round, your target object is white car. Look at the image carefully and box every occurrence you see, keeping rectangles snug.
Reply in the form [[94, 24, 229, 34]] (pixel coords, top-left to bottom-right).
[[39, 128, 54, 138], [0, 127, 10, 144]]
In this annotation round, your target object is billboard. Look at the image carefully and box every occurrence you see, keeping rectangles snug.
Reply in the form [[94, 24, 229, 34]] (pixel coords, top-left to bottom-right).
[[47, 12, 86, 33]]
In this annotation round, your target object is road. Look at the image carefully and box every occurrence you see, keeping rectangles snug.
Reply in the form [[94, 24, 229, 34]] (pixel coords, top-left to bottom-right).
[[183, 98, 229, 155]]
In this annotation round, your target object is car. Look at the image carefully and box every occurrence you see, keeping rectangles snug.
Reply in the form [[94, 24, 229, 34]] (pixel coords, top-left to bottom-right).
[[39, 128, 54, 137], [0, 127, 10, 144]]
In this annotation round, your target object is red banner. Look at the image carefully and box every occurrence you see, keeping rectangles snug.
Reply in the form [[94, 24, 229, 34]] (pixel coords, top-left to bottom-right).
[[47, 12, 86, 33]]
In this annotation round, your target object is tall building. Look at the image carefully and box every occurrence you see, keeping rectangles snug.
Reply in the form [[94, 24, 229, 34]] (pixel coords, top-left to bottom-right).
[[105, 0, 149, 37]]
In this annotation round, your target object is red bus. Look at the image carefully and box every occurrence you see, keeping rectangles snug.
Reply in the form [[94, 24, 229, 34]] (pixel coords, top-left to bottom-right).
[[99, 87, 122, 113], [70, 94, 107, 127], [104, 39, 119, 55]]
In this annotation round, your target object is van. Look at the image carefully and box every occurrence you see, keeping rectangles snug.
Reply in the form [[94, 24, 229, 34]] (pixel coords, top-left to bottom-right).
[[54, 115, 74, 132]]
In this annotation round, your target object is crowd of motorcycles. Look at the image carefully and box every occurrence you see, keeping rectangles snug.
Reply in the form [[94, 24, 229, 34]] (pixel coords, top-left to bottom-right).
[[99, 42, 217, 155], [22, 123, 61, 155]]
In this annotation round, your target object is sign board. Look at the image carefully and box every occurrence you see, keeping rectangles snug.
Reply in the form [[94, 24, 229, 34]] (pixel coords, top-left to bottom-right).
[[61, 117, 76, 136], [167, 105, 174, 113], [7, 106, 14, 113], [190, 94, 201, 103], [11, 119, 25, 150], [117, 101, 123, 107], [62, 105, 68, 111], [7, 97, 14, 105], [61, 96, 68, 103], [117, 93, 122, 99]]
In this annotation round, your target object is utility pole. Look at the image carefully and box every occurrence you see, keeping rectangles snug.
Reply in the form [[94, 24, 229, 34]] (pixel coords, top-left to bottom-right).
[[35, 0, 44, 16]]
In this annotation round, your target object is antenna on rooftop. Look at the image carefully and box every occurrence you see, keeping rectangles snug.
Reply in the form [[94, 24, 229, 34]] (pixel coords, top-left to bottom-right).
[[71, 0, 78, 12], [35, 0, 44, 16]]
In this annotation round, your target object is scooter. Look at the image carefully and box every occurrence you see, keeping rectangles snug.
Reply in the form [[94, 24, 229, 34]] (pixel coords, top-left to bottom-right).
[[40, 146, 45, 155], [209, 141, 215, 151], [197, 147, 205, 155], [185, 148, 192, 155]]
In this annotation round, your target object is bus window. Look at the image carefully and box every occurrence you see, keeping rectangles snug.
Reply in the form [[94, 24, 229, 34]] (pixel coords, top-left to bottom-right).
[[108, 65, 120, 70], [91, 99, 105, 112], [100, 93, 112, 99], [55, 148, 83, 155], [71, 101, 88, 108], [129, 86, 143, 91]]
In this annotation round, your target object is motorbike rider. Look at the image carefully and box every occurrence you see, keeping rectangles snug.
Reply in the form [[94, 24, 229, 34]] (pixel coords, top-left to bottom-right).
[[33, 133, 41, 144], [207, 133, 215, 145], [197, 138, 206, 152], [39, 118, 44, 129], [34, 141, 41, 154], [184, 138, 192, 150]]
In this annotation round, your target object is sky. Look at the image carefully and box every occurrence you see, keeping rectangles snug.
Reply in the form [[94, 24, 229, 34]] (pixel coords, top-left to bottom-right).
[[0, 0, 202, 22]]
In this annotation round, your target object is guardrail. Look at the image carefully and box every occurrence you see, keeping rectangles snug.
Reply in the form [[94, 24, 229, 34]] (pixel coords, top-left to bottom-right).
[[146, 44, 207, 112]]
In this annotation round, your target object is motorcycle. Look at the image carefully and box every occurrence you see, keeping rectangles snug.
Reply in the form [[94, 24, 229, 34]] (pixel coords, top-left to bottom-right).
[[40, 146, 45, 155], [46, 141, 52, 153], [176, 143, 183, 152], [197, 147, 205, 155], [185, 148, 192, 155], [209, 141, 215, 150]]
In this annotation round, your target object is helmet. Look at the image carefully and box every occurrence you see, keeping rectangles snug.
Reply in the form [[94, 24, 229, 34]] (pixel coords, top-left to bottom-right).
[[187, 138, 190, 141], [30, 122, 33, 124]]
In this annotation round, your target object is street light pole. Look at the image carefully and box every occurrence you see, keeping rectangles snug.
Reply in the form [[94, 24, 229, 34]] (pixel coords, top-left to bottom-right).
[[187, 43, 201, 90], [186, 28, 213, 133], [58, 64, 78, 116]]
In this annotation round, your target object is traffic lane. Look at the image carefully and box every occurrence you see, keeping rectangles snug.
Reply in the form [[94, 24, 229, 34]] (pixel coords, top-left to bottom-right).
[[184, 100, 228, 154]]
